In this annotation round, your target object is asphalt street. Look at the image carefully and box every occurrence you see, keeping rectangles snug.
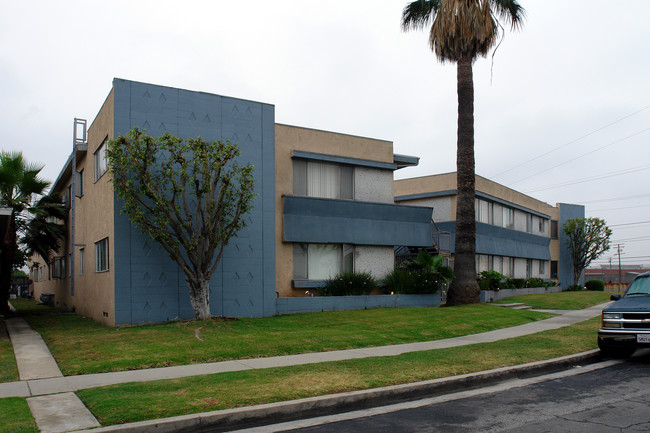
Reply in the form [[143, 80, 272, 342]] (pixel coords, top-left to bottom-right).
[[236, 350, 650, 433]]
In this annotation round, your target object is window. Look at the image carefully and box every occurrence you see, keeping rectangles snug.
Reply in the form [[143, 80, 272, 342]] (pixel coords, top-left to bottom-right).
[[64, 185, 72, 209], [79, 248, 84, 275], [550, 261, 558, 279], [475, 199, 491, 224], [76, 169, 84, 197], [525, 214, 533, 233], [538, 218, 546, 234], [526, 259, 533, 278], [293, 243, 353, 280], [293, 160, 354, 199], [95, 138, 108, 181], [539, 260, 546, 275], [551, 220, 559, 239], [503, 257, 514, 278], [502, 207, 514, 229], [95, 238, 109, 272], [52, 257, 66, 279]]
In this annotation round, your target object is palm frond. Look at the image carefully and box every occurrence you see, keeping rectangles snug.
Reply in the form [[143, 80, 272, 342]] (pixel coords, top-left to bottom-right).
[[401, 0, 442, 31], [490, 0, 526, 31]]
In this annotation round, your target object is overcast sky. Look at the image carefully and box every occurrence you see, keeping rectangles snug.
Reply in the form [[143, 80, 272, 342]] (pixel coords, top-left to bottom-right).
[[1, 1, 649, 268]]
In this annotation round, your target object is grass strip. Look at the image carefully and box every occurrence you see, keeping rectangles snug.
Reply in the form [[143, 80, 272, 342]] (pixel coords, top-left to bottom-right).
[[0, 319, 19, 383], [78, 317, 600, 426], [496, 291, 613, 310], [0, 398, 38, 433], [18, 304, 551, 376]]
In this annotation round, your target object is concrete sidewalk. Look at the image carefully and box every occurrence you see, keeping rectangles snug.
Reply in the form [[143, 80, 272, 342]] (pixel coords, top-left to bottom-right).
[[2, 302, 608, 432]]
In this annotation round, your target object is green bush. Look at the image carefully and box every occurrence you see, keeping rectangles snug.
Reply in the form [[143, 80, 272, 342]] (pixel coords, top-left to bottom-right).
[[526, 278, 545, 288], [382, 268, 441, 294], [320, 272, 377, 296], [477, 270, 508, 290], [566, 284, 584, 292], [585, 279, 605, 291], [511, 278, 527, 289]]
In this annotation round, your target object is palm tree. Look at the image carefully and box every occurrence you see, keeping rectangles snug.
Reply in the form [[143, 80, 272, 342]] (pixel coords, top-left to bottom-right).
[[402, 0, 525, 305], [0, 152, 61, 313]]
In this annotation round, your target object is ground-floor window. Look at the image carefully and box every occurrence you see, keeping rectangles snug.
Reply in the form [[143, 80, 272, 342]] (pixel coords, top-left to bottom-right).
[[476, 254, 547, 279], [95, 238, 109, 272], [293, 243, 353, 280], [52, 257, 66, 279]]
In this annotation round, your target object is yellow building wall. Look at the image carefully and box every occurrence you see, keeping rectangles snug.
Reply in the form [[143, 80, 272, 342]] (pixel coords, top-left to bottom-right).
[[30, 90, 117, 325], [274, 124, 394, 297]]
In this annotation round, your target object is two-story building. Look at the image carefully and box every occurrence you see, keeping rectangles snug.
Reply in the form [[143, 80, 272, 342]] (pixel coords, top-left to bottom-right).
[[394, 173, 584, 288], [29, 78, 433, 325]]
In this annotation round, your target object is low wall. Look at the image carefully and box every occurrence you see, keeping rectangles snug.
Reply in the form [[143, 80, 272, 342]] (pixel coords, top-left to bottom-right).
[[481, 286, 563, 303], [276, 294, 441, 315]]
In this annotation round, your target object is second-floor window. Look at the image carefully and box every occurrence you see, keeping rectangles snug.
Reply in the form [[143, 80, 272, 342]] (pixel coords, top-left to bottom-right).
[[293, 160, 353, 199], [95, 138, 108, 181]]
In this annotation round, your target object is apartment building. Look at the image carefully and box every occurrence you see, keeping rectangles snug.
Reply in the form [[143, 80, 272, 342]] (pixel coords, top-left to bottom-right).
[[394, 173, 584, 288], [29, 78, 432, 325]]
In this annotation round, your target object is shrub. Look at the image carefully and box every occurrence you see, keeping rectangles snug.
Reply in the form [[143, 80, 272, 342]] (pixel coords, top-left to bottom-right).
[[477, 270, 507, 290], [511, 278, 527, 289], [319, 272, 377, 296], [526, 278, 545, 288], [585, 279, 605, 291], [566, 284, 584, 292], [382, 268, 441, 294]]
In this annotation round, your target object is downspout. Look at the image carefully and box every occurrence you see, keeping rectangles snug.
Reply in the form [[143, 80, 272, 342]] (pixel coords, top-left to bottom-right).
[[70, 118, 87, 297]]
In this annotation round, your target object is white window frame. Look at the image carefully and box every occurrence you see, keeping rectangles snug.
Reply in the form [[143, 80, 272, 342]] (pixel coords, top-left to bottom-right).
[[94, 138, 108, 181], [52, 257, 66, 279], [95, 238, 109, 272], [293, 243, 354, 280], [293, 160, 354, 200]]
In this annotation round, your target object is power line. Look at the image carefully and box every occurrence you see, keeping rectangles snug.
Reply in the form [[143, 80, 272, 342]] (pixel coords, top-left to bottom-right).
[[510, 127, 650, 186], [589, 204, 650, 212], [523, 164, 650, 193], [490, 105, 650, 179], [582, 193, 650, 204], [611, 236, 650, 243], [609, 220, 650, 227]]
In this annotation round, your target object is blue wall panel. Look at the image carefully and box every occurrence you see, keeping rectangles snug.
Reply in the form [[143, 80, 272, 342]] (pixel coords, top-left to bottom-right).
[[433, 221, 551, 260], [283, 195, 433, 247], [111, 78, 275, 325], [559, 203, 586, 288]]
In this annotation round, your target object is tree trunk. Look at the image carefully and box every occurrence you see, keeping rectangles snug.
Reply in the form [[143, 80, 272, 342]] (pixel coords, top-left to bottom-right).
[[188, 277, 211, 320], [0, 214, 16, 315], [446, 56, 480, 306]]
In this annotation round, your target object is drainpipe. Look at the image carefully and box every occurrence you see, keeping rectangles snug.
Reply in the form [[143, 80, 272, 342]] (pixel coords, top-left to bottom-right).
[[70, 118, 87, 297]]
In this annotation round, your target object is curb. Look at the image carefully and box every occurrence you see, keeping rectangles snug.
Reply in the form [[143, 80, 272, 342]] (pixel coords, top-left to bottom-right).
[[78, 349, 603, 433]]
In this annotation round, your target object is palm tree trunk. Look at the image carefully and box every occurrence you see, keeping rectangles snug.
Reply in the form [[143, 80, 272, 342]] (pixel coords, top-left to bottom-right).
[[0, 215, 16, 314], [447, 56, 480, 306]]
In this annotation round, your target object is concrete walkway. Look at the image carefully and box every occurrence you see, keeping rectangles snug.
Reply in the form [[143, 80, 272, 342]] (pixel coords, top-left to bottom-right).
[[1, 303, 608, 432]]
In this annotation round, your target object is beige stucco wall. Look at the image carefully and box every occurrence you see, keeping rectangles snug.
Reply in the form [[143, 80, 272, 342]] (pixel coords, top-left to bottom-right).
[[274, 124, 395, 297], [30, 89, 117, 325], [73, 89, 116, 325]]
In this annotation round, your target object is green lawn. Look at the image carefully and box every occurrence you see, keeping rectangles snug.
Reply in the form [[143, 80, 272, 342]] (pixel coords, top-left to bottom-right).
[[496, 291, 613, 310], [14, 301, 552, 375], [0, 398, 37, 433], [77, 317, 600, 426], [0, 319, 19, 383]]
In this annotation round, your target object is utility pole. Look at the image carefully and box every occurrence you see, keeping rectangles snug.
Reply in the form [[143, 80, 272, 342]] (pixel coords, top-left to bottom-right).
[[613, 244, 625, 286]]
